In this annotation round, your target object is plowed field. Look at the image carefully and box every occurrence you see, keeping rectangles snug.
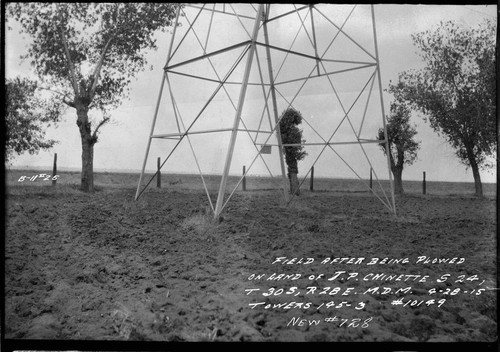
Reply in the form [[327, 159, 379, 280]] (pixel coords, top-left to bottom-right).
[[4, 174, 497, 348]]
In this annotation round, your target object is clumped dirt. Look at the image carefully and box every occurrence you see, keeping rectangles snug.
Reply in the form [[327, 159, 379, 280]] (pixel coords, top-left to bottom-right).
[[4, 185, 497, 343]]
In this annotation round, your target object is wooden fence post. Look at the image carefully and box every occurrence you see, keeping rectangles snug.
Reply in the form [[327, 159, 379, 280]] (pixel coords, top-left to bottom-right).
[[157, 157, 161, 188], [310, 166, 314, 192], [369, 167, 373, 190], [242, 165, 246, 191], [52, 153, 57, 186], [423, 171, 426, 195]]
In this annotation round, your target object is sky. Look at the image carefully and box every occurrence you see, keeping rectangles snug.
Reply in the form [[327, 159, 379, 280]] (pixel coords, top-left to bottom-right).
[[4, 3, 497, 184]]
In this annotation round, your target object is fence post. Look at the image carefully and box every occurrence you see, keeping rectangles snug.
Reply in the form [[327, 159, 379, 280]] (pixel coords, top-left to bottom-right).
[[423, 171, 426, 195], [52, 153, 57, 186], [310, 166, 314, 192], [242, 165, 246, 191], [157, 157, 161, 188], [369, 167, 373, 190]]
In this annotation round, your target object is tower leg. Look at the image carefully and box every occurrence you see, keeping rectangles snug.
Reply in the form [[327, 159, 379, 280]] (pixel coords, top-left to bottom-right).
[[263, 4, 290, 201], [214, 4, 264, 219], [136, 6, 181, 200], [371, 4, 396, 215]]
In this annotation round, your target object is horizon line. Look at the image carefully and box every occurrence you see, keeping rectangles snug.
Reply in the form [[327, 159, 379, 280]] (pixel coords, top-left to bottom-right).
[[5, 165, 497, 185]]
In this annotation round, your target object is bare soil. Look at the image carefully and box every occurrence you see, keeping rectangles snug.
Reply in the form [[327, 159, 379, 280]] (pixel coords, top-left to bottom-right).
[[4, 181, 497, 345]]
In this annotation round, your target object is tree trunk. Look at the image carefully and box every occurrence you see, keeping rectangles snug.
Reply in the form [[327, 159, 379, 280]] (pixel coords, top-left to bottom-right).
[[465, 144, 483, 197], [389, 150, 404, 195], [469, 156, 483, 197], [76, 104, 95, 193], [392, 167, 404, 195], [287, 159, 300, 196], [288, 172, 300, 196], [81, 137, 94, 192]]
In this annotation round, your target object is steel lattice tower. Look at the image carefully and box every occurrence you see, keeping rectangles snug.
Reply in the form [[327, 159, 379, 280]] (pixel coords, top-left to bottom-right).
[[135, 3, 396, 218]]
